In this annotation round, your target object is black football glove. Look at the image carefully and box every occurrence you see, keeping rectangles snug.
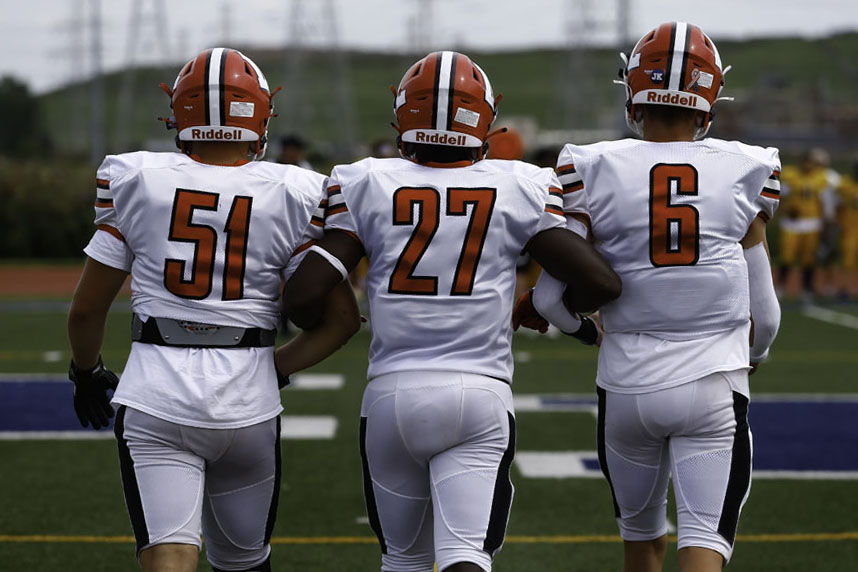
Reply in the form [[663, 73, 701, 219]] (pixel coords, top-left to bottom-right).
[[276, 368, 291, 389], [69, 356, 119, 430], [566, 315, 600, 346]]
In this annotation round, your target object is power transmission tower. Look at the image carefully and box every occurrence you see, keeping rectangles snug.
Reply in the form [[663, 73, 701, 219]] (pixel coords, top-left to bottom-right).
[[556, 0, 627, 137], [89, 0, 104, 165], [282, 0, 358, 158], [615, 0, 632, 132], [411, 0, 434, 54], [53, 0, 88, 153], [560, 0, 599, 130], [114, 0, 172, 152]]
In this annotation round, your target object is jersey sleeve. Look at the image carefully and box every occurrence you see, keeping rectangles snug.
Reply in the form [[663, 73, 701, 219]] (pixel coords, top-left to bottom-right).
[[555, 145, 591, 220], [750, 146, 781, 222], [527, 169, 566, 240], [533, 168, 568, 234], [321, 169, 361, 243], [282, 178, 328, 281], [83, 156, 133, 271]]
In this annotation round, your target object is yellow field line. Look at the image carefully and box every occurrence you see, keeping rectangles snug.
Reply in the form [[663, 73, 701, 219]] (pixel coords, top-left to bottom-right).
[[2, 532, 858, 544]]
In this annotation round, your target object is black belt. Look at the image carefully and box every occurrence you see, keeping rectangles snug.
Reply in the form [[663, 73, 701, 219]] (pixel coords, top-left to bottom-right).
[[131, 314, 276, 348]]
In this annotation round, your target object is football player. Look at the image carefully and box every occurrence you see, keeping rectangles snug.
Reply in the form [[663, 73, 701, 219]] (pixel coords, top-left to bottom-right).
[[283, 51, 621, 572], [777, 148, 838, 300], [835, 155, 858, 299], [67, 48, 360, 572], [514, 22, 782, 571]]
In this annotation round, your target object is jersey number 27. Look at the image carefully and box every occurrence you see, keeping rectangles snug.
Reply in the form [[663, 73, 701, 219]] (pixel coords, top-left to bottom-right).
[[389, 186, 496, 296]]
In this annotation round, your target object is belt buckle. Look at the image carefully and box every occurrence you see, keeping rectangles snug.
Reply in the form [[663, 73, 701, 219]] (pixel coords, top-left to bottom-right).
[[177, 321, 221, 336]]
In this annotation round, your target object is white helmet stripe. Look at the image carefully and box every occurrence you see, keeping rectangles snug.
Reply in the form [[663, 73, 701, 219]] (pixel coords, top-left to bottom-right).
[[434, 51, 455, 131], [207, 47, 225, 126], [238, 51, 270, 92], [707, 32, 723, 70], [473, 61, 494, 110], [668, 22, 688, 91]]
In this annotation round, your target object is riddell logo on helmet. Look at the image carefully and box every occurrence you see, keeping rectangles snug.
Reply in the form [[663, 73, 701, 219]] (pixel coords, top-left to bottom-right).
[[414, 132, 467, 146], [190, 128, 244, 140], [646, 92, 698, 107]]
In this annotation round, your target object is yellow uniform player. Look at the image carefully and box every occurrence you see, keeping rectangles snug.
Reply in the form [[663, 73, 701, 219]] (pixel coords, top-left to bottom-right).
[[836, 167, 858, 299], [777, 149, 833, 299]]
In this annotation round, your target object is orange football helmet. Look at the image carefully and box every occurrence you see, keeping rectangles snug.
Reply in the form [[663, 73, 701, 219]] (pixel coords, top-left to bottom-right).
[[486, 127, 525, 160], [160, 48, 277, 159], [392, 51, 500, 159], [617, 22, 729, 139]]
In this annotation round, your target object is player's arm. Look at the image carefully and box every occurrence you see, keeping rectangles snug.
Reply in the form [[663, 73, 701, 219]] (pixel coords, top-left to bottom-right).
[[527, 226, 621, 313], [68, 257, 129, 369], [516, 227, 620, 344], [67, 257, 128, 428], [274, 280, 360, 382], [283, 230, 365, 330], [740, 215, 781, 371]]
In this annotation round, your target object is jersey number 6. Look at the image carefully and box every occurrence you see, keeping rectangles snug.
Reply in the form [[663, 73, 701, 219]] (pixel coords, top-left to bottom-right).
[[389, 186, 496, 296], [164, 188, 252, 300], [649, 163, 700, 267]]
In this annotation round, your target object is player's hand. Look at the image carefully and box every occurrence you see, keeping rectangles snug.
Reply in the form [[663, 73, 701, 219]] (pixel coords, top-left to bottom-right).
[[68, 356, 119, 430], [567, 312, 603, 346], [749, 362, 759, 376], [512, 289, 549, 333], [589, 312, 604, 347]]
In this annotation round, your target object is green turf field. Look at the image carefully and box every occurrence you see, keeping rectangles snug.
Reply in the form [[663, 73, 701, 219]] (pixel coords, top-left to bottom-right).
[[1, 302, 857, 570]]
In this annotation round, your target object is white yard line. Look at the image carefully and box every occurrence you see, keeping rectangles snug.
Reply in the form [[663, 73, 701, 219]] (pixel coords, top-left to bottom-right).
[[802, 304, 858, 330], [289, 374, 344, 390], [0, 373, 341, 387], [0, 415, 338, 441], [512, 393, 858, 412], [514, 451, 858, 481]]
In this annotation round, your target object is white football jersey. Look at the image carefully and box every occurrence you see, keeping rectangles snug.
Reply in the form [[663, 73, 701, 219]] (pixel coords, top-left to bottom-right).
[[84, 151, 326, 427], [557, 138, 780, 392], [324, 157, 566, 382]]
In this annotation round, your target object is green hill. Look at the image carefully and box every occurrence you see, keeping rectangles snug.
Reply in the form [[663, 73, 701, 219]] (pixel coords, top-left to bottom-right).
[[34, 33, 858, 163]]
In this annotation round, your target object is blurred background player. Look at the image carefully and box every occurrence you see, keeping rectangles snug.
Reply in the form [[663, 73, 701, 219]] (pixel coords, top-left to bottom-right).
[[777, 147, 838, 301], [515, 22, 781, 572], [835, 154, 858, 300], [369, 137, 399, 158], [282, 50, 620, 572], [67, 47, 359, 572], [276, 133, 314, 169]]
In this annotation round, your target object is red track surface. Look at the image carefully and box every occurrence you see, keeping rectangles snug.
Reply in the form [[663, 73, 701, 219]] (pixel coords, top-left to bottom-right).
[[0, 265, 130, 297]]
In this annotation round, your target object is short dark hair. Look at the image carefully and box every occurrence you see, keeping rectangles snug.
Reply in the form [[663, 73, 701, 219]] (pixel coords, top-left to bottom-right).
[[403, 142, 480, 164], [640, 104, 700, 124]]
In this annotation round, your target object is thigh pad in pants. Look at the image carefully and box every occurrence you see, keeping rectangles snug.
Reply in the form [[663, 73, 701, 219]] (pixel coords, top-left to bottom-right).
[[599, 371, 752, 561], [115, 407, 280, 569], [360, 372, 515, 572]]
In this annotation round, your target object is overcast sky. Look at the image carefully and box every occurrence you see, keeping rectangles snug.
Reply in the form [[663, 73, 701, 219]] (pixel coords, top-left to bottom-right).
[[2, 0, 858, 94]]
